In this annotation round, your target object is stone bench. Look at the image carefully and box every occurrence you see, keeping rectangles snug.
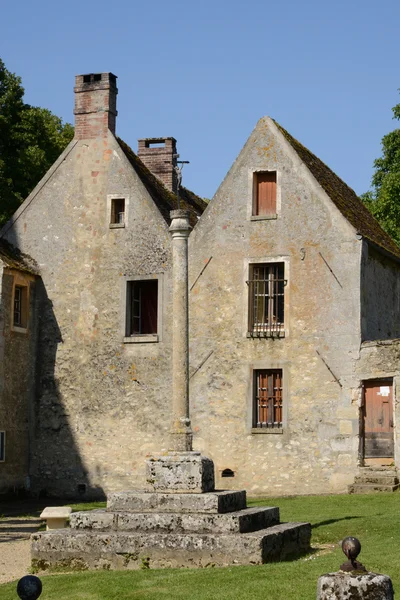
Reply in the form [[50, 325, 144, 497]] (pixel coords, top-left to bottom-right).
[[40, 507, 72, 530]]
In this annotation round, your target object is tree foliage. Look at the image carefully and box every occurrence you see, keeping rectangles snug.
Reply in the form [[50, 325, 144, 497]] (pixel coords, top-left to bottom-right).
[[362, 92, 400, 246], [0, 59, 74, 225]]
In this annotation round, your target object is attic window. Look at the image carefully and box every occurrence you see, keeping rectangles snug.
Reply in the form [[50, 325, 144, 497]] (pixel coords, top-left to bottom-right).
[[93, 74, 102, 82], [110, 198, 125, 227], [253, 171, 277, 216]]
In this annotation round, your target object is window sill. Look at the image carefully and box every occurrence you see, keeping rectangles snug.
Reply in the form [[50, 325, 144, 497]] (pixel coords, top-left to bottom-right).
[[110, 223, 125, 229], [124, 334, 159, 344], [251, 428, 283, 435], [250, 214, 278, 221], [11, 325, 28, 334], [247, 331, 285, 339]]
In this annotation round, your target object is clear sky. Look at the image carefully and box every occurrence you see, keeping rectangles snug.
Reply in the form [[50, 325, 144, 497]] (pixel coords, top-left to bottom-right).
[[2, 0, 400, 200]]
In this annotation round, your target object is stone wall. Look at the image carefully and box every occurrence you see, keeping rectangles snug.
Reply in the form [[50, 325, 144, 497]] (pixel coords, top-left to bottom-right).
[[361, 244, 400, 342], [3, 133, 174, 498], [188, 117, 363, 495], [0, 267, 36, 494]]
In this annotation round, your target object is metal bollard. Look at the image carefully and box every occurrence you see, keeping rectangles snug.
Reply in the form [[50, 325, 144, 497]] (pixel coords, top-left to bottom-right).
[[317, 537, 394, 600], [16, 576, 42, 600]]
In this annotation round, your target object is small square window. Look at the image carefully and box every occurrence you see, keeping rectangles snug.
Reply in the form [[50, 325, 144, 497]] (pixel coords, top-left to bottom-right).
[[13, 285, 29, 329], [253, 171, 277, 216], [253, 370, 283, 429], [247, 263, 285, 337], [0, 431, 5, 462], [110, 198, 125, 226], [127, 280, 158, 336]]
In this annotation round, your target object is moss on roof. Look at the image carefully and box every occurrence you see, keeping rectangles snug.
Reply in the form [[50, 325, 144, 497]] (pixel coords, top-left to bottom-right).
[[274, 120, 400, 260], [117, 138, 207, 227], [0, 239, 38, 274]]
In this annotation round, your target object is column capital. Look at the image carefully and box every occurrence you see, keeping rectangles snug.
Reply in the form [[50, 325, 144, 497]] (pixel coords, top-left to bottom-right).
[[169, 210, 191, 237]]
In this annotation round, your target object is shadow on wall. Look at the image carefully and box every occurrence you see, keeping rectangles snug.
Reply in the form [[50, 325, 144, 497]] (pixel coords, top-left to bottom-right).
[[30, 279, 105, 501]]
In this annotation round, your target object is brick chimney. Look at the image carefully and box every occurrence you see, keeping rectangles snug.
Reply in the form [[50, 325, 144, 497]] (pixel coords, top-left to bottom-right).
[[74, 73, 118, 140], [138, 138, 178, 193]]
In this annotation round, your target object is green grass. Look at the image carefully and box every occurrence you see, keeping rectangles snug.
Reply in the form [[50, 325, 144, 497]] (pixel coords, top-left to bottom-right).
[[1, 493, 399, 599]]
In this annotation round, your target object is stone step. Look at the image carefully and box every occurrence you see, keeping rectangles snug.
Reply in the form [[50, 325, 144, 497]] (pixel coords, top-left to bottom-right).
[[107, 490, 247, 514], [31, 522, 311, 570], [349, 483, 400, 494], [70, 506, 280, 534], [354, 475, 399, 485], [358, 466, 396, 472]]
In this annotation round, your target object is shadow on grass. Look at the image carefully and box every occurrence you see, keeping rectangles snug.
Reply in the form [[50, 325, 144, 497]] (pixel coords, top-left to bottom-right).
[[312, 516, 362, 529]]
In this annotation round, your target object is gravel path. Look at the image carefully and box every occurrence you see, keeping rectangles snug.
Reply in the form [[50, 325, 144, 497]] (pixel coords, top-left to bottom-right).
[[0, 517, 41, 584]]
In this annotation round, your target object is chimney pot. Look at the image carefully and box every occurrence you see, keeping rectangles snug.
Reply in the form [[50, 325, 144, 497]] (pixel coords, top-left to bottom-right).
[[138, 137, 178, 194], [74, 72, 118, 140]]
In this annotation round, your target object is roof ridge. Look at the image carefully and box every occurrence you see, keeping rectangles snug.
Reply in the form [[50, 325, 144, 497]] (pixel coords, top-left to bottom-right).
[[273, 119, 400, 260]]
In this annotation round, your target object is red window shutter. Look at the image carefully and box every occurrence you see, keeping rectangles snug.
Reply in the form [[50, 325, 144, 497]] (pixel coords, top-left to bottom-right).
[[256, 172, 276, 215]]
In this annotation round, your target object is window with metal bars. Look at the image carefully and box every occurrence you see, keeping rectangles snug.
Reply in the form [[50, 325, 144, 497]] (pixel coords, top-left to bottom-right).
[[254, 370, 283, 429], [126, 280, 158, 336], [247, 263, 285, 337]]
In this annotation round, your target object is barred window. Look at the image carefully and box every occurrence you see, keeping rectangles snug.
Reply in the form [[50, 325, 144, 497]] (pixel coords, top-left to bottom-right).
[[254, 370, 283, 429], [247, 263, 285, 337]]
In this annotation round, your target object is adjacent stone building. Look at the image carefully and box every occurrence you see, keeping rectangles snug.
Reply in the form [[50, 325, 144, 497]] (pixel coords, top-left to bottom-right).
[[1, 71, 399, 497]]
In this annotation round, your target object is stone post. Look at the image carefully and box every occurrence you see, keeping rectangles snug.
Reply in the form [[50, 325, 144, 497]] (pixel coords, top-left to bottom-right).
[[317, 537, 394, 600], [168, 209, 193, 452]]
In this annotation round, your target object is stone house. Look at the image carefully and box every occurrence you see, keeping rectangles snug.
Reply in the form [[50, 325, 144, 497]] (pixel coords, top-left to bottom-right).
[[1, 71, 399, 497]]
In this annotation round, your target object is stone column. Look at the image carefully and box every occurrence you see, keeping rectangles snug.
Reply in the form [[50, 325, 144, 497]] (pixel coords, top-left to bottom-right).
[[169, 209, 193, 452], [145, 209, 215, 494]]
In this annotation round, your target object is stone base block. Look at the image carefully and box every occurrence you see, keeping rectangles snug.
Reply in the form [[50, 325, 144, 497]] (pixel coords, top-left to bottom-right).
[[146, 452, 215, 493], [70, 506, 280, 534], [31, 522, 311, 570], [317, 572, 394, 600], [107, 490, 246, 514]]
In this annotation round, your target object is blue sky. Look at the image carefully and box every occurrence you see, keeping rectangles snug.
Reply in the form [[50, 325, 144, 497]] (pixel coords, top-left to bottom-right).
[[2, 0, 400, 199]]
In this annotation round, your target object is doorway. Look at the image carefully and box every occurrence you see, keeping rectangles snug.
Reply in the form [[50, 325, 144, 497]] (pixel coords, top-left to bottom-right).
[[362, 379, 394, 465]]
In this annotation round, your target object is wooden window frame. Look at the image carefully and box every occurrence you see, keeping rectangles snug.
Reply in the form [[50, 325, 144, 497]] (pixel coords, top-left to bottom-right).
[[252, 369, 283, 431], [12, 282, 29, 332], [0, 431, 5, 462], [110, 198, 125, 227], [247, 262, 286, 338], [107, 194, 129, 229], [123, 274, 163, 344], [252, 171, 277, 219]]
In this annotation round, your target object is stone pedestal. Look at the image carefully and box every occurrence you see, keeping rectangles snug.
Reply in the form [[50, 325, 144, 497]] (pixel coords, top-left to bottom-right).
[[317, 572, 394, 600], [146, 452, 215, 493]]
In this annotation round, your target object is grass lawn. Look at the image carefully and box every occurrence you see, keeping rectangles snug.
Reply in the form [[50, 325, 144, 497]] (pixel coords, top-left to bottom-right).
[[1, 493, 399, 599]]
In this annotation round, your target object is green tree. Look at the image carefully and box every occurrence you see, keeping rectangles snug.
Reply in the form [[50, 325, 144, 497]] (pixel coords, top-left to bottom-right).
[[362, 93, 400, 245], [0, 59, 74, 225]]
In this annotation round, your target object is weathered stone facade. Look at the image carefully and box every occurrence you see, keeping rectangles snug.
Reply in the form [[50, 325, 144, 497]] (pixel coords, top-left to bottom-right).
[[1, 71, 400, 498], [0, 245, 38, 494]]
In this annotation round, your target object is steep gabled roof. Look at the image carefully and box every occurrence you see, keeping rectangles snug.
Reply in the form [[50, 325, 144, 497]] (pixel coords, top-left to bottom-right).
[[274, 120, 400, 260], [117, 138, 207, 227], [0, 239, 38, 275]]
